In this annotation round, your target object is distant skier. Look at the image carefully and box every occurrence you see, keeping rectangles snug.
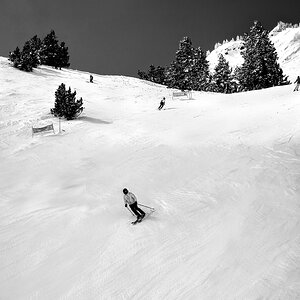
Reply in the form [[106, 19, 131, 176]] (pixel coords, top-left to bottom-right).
[[123, 188, 145, 222], [90, 75, 94, 83], [158, 97, 166, 110], [294, 76, 300, 91]]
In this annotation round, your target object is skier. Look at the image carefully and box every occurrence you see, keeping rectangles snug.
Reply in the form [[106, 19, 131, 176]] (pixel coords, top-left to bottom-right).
[[158, 97, 166, 110], [90, 75, 94, 83], [123, 188, 145, 222], [294, 76, 300, 91]]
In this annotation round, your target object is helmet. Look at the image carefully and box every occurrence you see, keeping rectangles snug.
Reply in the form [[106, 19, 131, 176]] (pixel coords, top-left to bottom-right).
[[123, 188, 128, 194]]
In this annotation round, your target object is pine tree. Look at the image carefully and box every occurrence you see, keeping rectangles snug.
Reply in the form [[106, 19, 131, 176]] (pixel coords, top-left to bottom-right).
[[23, 39, 41, 69], [148, 65, 157, 82], [51, 83, 66, 118], [57, 41, 70, 69], [8, 35, 41, 72], [211, 54, 234, 93], [40, 31, 70, 69], [28, 35, 42, 65], [137, 69, 149, 80], [8, 31, 70, 72], [190, 47, 210, 91], [40, 30, 60, 68], [167, 37, 195, 90], [137, 65, 166, 84], [51, 83, 84, 120], [237, 21, 289, 91], [166, 37, 209, 91], [10, 40, 40, 72], [148, 65, 166, 84], [165, 62, 177, 89], [8, 47, 21, 68], [154, 65, 166, 85], [9, 36, 41, 71], [18, 41, 36, 71]]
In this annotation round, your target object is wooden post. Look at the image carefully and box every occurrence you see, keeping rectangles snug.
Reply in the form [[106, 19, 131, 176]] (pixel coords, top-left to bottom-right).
[[59, 117, 61, 134]]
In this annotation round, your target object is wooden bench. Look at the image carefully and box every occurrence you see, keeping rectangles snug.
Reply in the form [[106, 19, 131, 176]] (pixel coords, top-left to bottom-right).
[[32, 123, 55, 137], [172, 90, 192, 99]]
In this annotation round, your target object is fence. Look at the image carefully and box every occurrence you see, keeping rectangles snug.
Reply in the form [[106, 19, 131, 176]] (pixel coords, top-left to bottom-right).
[[172, 90, 192, 100], [32, 123, 55, 137]]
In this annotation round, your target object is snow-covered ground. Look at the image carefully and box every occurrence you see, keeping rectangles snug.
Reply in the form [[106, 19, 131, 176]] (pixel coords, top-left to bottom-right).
[[207, 22, 300, 82], [1, 55, 300, 299]]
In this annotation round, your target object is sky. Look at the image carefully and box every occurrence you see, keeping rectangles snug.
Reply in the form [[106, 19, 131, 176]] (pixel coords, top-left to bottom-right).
[[1, 0, 300, 77]]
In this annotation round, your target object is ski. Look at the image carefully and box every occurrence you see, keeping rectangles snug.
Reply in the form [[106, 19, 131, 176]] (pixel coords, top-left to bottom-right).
[[131, 219, 140, 225], [131, 210, 154, 225]]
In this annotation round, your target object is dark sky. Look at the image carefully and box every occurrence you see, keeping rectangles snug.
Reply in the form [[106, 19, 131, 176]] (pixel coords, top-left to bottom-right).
[[1, 0, 299, 77]]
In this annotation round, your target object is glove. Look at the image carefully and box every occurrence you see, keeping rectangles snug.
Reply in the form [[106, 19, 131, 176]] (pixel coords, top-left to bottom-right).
[[125, 204, 127, 207]]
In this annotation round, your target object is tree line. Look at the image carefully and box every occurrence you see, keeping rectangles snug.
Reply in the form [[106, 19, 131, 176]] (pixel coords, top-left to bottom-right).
[[138, 21, 290, 93], [8, 30, 70, 72], [8, 30, 83, 120]]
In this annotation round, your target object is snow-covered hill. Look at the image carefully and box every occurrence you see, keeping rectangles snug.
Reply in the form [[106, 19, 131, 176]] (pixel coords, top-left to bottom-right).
[[207, 21, 300, 81], [1, 55, 300, 299]]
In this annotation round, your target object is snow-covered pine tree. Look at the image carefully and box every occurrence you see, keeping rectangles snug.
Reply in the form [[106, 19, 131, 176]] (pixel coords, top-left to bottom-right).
[[137, 69, 149, 80], [237, 20, 289, 91], [190, 46, 210, 91], [167, 37, 195, 90], [155, 65, 166, 85], [63, 87, 84, 120], [28, 35, 42, 65], [166, 37, 209, 91], [57, 42, 70, 69], [8, 35, 41, 71], [147, 65, 158, 83], [51, 83, 84, 120], [51, 83, 66, 118], [211, 54, 234, 93], [137, 65, 166, 84], [148, 65, 166, 84], [40, 30, 60, 68], [8, 32, 69, 72], [8, 47, 21, 68], [16, 40, 40, 72]]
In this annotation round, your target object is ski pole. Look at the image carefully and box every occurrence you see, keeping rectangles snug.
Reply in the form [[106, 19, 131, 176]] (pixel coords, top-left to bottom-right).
[[139, 203, 155, 211], [126, 206, 135, 216]]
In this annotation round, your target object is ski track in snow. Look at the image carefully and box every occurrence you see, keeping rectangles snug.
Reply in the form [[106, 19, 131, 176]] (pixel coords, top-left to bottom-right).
[[1, 56, 300, 299]]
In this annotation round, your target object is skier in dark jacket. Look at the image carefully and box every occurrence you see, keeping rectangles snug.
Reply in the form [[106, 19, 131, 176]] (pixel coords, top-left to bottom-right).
[[158, 97, 166, 110], [123, 188, 145, 221], [294, 76, 300, 91]]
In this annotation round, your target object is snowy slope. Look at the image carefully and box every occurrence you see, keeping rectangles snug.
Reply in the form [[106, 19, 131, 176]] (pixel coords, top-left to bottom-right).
[[207, 22, 300, 82], [1, 56, 300, 299], [207, 39, 244, 73]]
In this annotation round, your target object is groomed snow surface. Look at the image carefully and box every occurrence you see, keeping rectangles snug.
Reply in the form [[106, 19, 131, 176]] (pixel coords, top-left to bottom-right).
[[1, 56, 300, 299]]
